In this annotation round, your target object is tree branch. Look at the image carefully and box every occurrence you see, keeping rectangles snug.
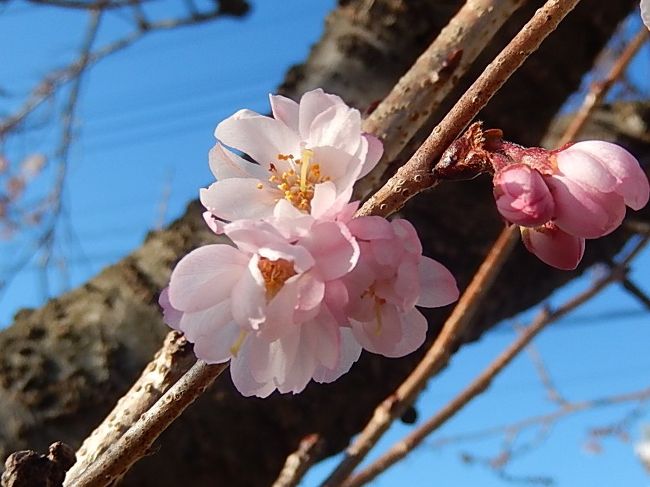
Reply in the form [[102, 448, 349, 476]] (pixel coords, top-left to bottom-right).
[[344, 236, 649, 486]]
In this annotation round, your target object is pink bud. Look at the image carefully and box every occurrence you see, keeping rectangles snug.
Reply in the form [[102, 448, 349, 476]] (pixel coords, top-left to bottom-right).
[[520, 223, 585, 270], [493, 164, 554, 227]]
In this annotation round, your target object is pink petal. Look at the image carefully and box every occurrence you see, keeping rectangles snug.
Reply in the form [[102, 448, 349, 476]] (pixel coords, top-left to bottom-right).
[[310, 181, 338, 219], [296, 274, 326, 312], [159, 287, 182, 329], [248, 330, 300, 386], [643, 0, 650, 30], [303, 317, 339, 371], [386, 308, 428, 358], [311, 145, 362, 190], [269, 94, 299, 132], [547, 175, 625, 238], [308, 104, 361, 155], [493, 164, 555, 226], [300, 221, 359, 281], [417, 256, 459, 308], [200, 179, 278, 221], [230, 340, 276, 398], [180, 299, 231, 343], [556, 147, 617, 193], [262, 278, 301, 340], [215, 109, 300, 164], [202, 211, 225, 235], [335, 201, 360, 224], [521, 224, 585, 270], [313, 327, 362, 383], [298, 89, 346, 140], [348, 216, 393, 241], [394, 259, 420, 309], [351, 303, 402, 356], [358, 133, 384, 179], [225, 220, 285, 254], [569, 141, 649, 210], [276, 335, 316, 395], [323, 279, 349, 324], [391, 219, 423, 255], [208, 142, 269, 181], [230, 256, 267, 329], [168, 245, 248, 312]]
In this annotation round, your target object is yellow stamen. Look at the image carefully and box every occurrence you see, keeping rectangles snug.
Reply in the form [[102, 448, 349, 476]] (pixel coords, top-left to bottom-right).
[[300, 148, 313, 192], [230, 330, 248, 357], [258, 257, 297, 299]]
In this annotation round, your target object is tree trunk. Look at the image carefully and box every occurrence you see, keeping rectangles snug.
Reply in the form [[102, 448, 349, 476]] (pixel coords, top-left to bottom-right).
[[0, 1, 644, 485]]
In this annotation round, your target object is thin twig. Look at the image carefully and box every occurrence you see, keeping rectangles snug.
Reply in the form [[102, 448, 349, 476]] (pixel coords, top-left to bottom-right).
[[65, 331, 195, 482], [354, 0, 524, 199], [357, 0, 583, 218], [321, 224, 520, 487], [523, 339, 568, 406], [558, 26, 649, 146], [64, 360, 228, 487], [271, 434, 325, 487], [432, 387, 650, 450], [0, 7, 239, 137], [344, 236, 648, 487], [25, 0, 149, 10]]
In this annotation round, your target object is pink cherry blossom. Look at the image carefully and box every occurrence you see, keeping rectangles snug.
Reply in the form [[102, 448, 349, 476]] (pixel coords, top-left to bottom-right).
[[162, 205, 361, 397], [493, 163, 555, 226], [492, 140, 648, 269], [642, 0, 650, 30], [200, 89, 383, 222], [520, 223, 585, 271], [343, 217, 459, 358]]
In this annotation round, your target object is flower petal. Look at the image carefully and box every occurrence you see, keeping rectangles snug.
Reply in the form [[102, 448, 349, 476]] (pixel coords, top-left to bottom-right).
[[348, 216, 393, 241], [298, 89, 346, 140], [417, 256, 460, 307], [200, 179, 278, 221], [568, 141, 649, 210], [521, 224, 585, 270], [547, 175, 625, 238], [386, 308, 428, 358], [230, 339, 276, 398], [269, 94, 299, 132], [358, 133, 383, 179], [168, 245, 247, 312], [230, 256, 267, 329], [313, 327, 362, 384], [180, 299, 231, 343], [215, 109, 300, 164], [300, 221, 359, 281], [208, 142, 269, 181], [308, 104, 361, 155], [556, 146, 617, 193], [158, 287, 182, 329], [493, 164, 555, 226]]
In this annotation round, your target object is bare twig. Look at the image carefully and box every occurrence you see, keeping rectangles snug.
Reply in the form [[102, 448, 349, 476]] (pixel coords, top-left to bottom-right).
[[1, 442, 76, 487], [433, 387, 650, 450], [64, 360, 228, 487], [355, 0, 524, 199], [558, 26, 649, 146], [344, 236, 648, 487], [524, 340, 568, 406], [25, 0, 149, 10], [357, 0, 583, 218], [65, 331, 194, 482], [271, 434, 325, 487], [0, 6, 242, 137]]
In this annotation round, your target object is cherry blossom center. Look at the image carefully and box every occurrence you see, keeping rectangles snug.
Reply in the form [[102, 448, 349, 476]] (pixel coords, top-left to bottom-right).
[[258, 257, 297, 299], [362, 284, 387, 335], [266, 149, 330, 212]]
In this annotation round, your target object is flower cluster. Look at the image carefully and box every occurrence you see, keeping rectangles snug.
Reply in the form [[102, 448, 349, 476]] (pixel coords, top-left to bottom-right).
[[492, 141, 649, 269], [160, 90, 459, 397]]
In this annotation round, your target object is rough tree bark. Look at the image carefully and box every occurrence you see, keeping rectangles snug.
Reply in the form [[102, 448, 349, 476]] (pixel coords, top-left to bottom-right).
[[0, 0, 645, 485]]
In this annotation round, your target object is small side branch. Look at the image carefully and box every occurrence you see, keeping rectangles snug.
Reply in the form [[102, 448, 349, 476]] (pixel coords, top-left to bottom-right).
[[344, 236, 648, 487], [357, 0, 583, 218], [271, 434, 324, 487]]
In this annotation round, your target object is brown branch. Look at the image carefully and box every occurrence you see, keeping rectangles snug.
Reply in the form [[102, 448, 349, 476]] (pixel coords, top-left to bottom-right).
[[356, 0, 583, 218], [320, 224, 520, 487], [1, 442, 76, 487], [344, 236, 648, 486], [65, 331, 194, 482], [558, 26, 649, 146], [271, 434, 324, 487], [25, 0, 148, 10], [64, 360, 228, 487], [354, 0, 524, 198]]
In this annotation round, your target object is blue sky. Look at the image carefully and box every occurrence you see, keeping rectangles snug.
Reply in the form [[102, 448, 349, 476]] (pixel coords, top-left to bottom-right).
[[2, 1, 650, 485]]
